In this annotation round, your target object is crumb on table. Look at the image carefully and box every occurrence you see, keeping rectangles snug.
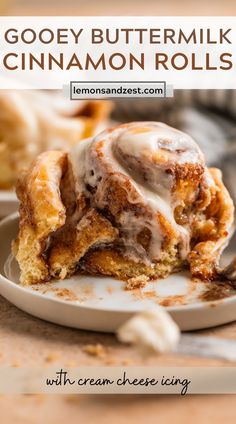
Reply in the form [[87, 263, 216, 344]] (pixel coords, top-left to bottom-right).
[[83, 344, 107, 358], [44, 353, 60, 363]]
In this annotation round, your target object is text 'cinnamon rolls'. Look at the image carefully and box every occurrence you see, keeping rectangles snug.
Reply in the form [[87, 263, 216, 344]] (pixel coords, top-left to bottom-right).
[[13, 121, 235, 285]]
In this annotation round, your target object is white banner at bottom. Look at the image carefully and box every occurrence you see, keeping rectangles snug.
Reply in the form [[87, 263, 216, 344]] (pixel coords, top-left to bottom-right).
[[0, 367, 236, 395]]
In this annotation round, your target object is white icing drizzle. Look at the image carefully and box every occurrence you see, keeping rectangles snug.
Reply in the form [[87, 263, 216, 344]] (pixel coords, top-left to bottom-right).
[[70, 122, 205, 263]]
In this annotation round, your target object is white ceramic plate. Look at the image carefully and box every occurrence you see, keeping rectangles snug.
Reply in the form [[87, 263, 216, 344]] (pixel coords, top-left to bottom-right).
[[0, 213, 236, 332], [0, 190, 18, 217]]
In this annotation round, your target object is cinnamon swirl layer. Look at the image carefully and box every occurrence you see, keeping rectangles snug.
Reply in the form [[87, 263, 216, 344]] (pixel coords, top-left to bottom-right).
[[13, 122, 234, 284]]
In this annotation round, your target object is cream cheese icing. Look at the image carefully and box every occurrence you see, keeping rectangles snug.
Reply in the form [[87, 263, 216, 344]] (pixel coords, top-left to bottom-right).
[[117, 307, 180, 355], [70, 122, 206, 263]]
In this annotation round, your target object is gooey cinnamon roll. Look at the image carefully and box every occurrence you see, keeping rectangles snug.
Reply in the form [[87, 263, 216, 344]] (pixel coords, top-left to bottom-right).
[[13, 122, 234, 285], [0, 89, 112, 189]]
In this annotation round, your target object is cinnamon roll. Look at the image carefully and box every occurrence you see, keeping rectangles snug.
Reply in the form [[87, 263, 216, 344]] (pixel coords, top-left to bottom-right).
[[0, 89, 112, 189], [13, 121, 235, 285]]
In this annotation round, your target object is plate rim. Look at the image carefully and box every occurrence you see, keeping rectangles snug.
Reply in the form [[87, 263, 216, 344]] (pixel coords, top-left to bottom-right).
[[0, 190, 17, 201], [1, 212, 236, 314]]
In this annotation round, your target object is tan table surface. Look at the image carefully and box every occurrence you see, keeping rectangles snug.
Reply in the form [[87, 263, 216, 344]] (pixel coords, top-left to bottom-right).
[[1, 292, 236, 423], [1, 294, 236, 368]]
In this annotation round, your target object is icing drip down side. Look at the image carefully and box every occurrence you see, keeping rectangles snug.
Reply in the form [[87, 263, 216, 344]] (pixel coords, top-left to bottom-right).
[[70, 122, 208, 264]]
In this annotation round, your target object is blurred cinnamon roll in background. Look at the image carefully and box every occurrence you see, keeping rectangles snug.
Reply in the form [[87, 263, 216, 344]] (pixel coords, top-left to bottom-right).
[[13, 121, 234, 285], [0, 90, 112, 189]]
